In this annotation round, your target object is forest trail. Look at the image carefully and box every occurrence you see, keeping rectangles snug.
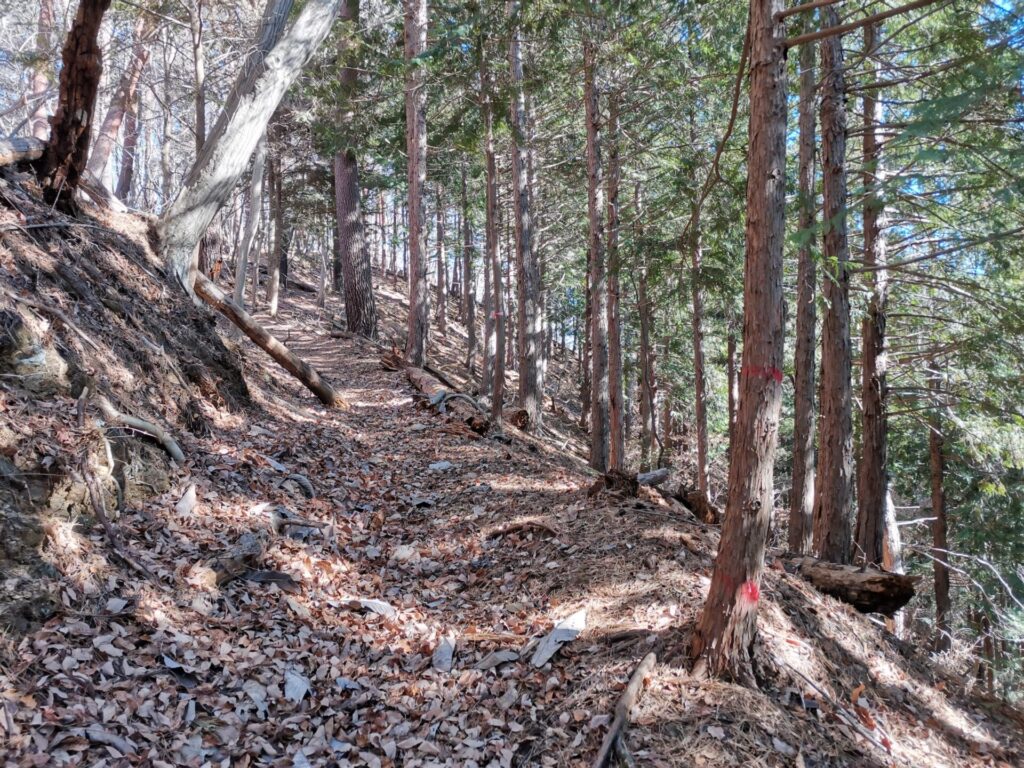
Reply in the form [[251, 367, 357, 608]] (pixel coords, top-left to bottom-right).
[[2, 222, 1021, 766]]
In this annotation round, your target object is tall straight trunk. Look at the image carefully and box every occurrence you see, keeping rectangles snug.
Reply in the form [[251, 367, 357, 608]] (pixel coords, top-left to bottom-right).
[[509, 0, 542, 428], [234, 132, 267, 308], [404, 0, 430, 365], [28, 0, 55, 141], [389, 198, 399, 279], [34, 0, 114, 210], [462, 165, 478, 374], [930, 374, 952, 652], [691, 0, 788, 682], [790, 15, 818, 555], [638, 258, 657, 473], [266, 147, 284, 315], [334, 0, 378, 338], [435, 192, 447, 333], [856, 21, 889, 567], [689, 208, 709, 500], [86, 14, 154, 185], [189, 0, 206, 154], [482, 238, 495, 395], [812, 8, 854, 565], [378, 190, 387, 268], [158, 0, 341, 292], [159, 29, 175, 210], [114, 87, 141, 202], [584, 36, 609, 472], [332, 173, 344, 292], [481, 62, 504, 421], [606, 93, 624, 470], [579, 273, 592, 432], [727, 329, 738, 453]]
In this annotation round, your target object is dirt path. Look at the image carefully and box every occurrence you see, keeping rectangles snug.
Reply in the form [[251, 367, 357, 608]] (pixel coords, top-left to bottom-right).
[[4, 283, 1021, 768]]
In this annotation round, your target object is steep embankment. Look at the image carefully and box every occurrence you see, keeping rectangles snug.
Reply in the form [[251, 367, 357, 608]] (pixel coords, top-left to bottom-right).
[[1, 174, 1021, 766]]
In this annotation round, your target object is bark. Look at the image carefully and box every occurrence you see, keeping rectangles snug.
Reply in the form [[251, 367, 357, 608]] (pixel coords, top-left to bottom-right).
[[194, 274, 341, 406], [189, 0, 206, 154], [85, 14, 155, 187], [34, 0, 114, 211], [435, 192, 447, 333], [726, 329, 738, 453], [689, 208, 709, 501], [158, 0, 342, 293], [787, 556, 917, 615], [691, 0, 788, 682], [509, 0, 542, 429], [790, 14, 818, 555], [606, 94, 624, 470], [28, 0, 55, 141], [267, 146, 284, 315], [404, 0, 430, 365], [637, 255, 657, 473], [579, 274, 592, 432], [584, 37, 609, 473], [462, 165, 478, 374], [812, 7, 854, 565], [234, 133, 267, 308], [855, 21, 889, 567], [334, 0, 378, 338], [930, 374, 952, 652], [114, 88, 141, 202], [481, 52, 505, 423]]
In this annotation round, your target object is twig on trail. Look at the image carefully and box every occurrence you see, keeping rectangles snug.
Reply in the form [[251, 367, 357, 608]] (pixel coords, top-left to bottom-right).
[[592, 652, 657, 768], [94, 394, 185, 463], [783, 662, 892, 754], [1, 286, 101, 350], [486, 519, 560, 539]]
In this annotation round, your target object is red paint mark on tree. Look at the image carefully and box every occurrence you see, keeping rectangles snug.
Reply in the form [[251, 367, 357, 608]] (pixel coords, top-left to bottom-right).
[[741, 364, 784, 384], [739, 580, 760, 604]]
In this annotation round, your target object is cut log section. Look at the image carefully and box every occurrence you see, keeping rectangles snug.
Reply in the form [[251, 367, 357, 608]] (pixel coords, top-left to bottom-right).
[[0, 137, 45, 166], [404, 365, 490, 434], [786, 555, 918, 615], [195, 273, 343, 408]]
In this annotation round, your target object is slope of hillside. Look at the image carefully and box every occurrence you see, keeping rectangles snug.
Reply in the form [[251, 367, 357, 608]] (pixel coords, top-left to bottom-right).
[[1, 178, 1021, 767]]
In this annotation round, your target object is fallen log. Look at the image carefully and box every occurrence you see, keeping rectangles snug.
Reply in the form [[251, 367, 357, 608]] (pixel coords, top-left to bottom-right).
[[592, 652, 657, 768], [0, 137, 44, 166], [405, 365, 490, 434], [195, 273, 343, 407], [786, 555, 918, 615], [636, 467, 670, 487]]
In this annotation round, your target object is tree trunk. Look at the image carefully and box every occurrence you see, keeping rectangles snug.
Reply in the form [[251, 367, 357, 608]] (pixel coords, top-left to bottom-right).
[[509, 0, 542, 430], [435, 191, 447, 333], [404, 0, 430, 365], [786, 556, 917, 615], [462, 165, 478, 374], [691, 0, 788, 683], [85, 13, 154, 187], [189, 0, 206, 154], [638, 256, 657, 473], [481, 50, 505, 423], [334, 0, 378, 338], [234, 132, 267, 308], [194, 274, 341, 407], [855, 21, 889, 567], [34, 0, 114, 211], [606, 93, 624, 470], [114, 88, 141, 202], [727, 328, 738, 454], [812, 8, 854, 565], [584, 36, 609, 473], [267, 146, 284, 315], [790, 15, 818, 555], [689, 207, 709, 502], [930, 374, 952, 652], [158, 0, 342, 293], [28, 0, 55, 141], [579, 272, 592, 432]]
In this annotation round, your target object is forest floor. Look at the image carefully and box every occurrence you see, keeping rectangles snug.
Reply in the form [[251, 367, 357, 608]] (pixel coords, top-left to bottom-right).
[[1, 181, 1023, 766]]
